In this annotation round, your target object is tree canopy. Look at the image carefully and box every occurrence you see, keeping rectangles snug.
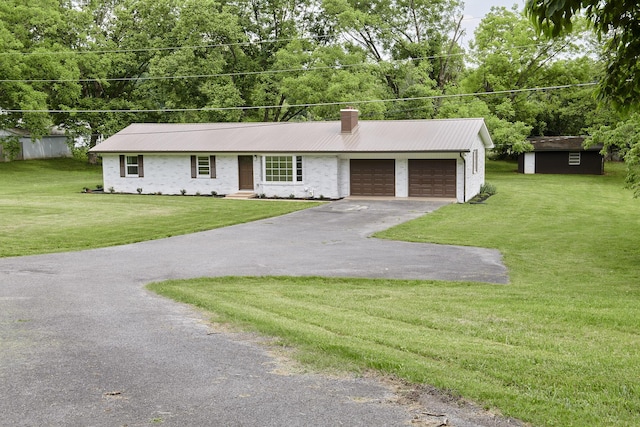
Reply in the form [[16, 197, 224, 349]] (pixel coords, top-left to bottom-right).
[[525, 0, 640, 109], [526, 0, 640, 195], [0, 0, 632, 181]]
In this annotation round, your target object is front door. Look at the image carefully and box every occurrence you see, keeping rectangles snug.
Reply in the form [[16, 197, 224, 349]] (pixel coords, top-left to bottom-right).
[[238, 155, 254, 190]]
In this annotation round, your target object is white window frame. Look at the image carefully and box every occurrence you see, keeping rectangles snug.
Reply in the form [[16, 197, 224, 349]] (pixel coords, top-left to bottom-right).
[[264, 155, 303, 183], [569, 152, 581, 166], [197, 156, 210, 178], [472, 149, 479, 174], [125, 155, 139, 177]]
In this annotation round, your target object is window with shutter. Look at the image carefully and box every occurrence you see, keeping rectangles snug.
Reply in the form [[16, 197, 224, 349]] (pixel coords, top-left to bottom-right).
[[191, 155, 215, 178]]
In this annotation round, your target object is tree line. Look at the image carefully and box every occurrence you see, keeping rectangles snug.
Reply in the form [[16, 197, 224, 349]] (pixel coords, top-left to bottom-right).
[[0, 0, 637, 182]]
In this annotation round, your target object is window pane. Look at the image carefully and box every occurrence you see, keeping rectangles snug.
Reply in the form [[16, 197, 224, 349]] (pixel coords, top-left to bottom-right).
[[126, 156, 138, 176], [296, 156, 303, 182], [197, 156, 210, 175], [265, 155, 295, 182]]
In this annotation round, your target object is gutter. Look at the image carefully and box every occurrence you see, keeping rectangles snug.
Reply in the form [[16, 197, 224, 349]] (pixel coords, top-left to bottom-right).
[[88, 149, 475, 154], [459, 152, 466, 203]]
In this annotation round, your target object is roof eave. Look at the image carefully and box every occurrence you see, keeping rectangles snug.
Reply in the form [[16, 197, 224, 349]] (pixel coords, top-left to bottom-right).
[[91, 149, 473, 154]]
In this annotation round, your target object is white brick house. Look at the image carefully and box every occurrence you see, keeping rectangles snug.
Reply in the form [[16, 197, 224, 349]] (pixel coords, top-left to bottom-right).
[[90, 110, 493, 202]]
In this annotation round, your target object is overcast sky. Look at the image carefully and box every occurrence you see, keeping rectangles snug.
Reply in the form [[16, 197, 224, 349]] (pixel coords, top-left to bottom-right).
[[461, 0, 526, 45]]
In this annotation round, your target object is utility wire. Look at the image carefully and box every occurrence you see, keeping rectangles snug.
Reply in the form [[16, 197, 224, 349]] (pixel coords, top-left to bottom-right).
[[2, 82, 598, 114], [0, 35, 331, 57], [0, 39, 577, 84], [0, 53, 467, 83]]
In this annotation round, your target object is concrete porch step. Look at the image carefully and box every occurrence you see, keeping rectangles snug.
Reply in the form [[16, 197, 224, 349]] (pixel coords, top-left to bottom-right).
[[225, 191, 256, 199]]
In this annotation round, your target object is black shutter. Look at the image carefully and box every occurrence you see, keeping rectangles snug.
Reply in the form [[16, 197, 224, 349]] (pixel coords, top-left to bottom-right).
[[191, 156, 197, 178], [210, 155, 216, 178], [137, 155, 144, 177], [119, 155, 125, 177]]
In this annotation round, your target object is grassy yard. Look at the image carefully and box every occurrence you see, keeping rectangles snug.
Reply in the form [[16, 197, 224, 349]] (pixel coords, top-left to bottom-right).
[[149, 161, 640, 426], [0, 158, 319, 257]]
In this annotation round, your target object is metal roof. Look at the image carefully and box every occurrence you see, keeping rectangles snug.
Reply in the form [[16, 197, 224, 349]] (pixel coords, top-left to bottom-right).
[[90, 118, 493, 154]]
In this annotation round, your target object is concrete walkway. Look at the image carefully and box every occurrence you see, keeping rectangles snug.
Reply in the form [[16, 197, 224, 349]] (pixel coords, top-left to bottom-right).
[[0, 200, 508, 426]]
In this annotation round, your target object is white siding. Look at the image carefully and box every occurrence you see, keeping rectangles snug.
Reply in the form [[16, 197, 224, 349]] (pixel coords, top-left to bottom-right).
[[338, 158, 350, 197], [100, 142, 489, 203], [256, 155, 340, 199], [461, 135, 488, 202], [102, 154, 239, 195], [395, 159, 409, 197]]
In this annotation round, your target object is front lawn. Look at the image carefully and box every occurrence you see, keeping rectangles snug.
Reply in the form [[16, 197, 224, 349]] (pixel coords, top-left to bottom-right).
[[149, 161, 640, 426], [0, 158, 319, 257]]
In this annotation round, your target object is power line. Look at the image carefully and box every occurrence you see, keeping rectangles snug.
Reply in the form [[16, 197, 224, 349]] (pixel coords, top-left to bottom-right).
[[0, 35, 331, 57], [2, 82, 598, 114], [0, 53, 467, 84], [0, 40, 573, 84]]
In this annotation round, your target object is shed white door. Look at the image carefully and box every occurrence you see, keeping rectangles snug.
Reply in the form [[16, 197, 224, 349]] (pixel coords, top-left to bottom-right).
[[408, 159, 456, 197]]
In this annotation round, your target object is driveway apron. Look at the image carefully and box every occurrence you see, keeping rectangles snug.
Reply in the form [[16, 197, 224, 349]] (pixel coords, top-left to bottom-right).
[[0, 200, 508, 426]]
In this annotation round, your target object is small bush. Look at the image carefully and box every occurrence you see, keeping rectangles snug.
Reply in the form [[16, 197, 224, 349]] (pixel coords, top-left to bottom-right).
[[180, 189, 187, 195], [211, 191, 217, 196], [136, 187, 143, 194], [480, 182, 497, 196], [108, 187, 115, 194]]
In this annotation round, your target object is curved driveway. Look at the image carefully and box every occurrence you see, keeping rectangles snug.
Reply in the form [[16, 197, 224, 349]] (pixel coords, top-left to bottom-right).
[[0, 200, 508, 426]]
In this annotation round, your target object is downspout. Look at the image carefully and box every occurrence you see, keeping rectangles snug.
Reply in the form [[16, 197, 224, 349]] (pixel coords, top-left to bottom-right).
[[459, 152, 466, 203]]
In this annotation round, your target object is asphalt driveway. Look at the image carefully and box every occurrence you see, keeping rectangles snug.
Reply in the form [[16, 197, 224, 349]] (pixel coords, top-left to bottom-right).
[[0, 199, 509, 426]]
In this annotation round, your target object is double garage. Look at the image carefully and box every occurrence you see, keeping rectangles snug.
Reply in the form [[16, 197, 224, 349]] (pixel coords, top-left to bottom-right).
[[350, 159, 457, 198]]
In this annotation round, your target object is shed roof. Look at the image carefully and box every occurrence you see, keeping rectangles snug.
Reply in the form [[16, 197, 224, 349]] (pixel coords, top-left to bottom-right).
[[90, 118, 493, 154], [528, 136, 603, 152]]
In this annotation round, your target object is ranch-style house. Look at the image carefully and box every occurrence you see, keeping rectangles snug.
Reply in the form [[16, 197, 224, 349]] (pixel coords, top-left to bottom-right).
[[90, 109, 494, 203]]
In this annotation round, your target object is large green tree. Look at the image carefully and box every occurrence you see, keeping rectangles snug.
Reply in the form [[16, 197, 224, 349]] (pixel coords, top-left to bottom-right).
[[465, 6, 584, 131], [145, 0, 246, 123], [62, 0, 181, 152], [526, 0, 640, 109], [533, 57, 618, 136], [587, 115, 640, 196], [0, 0, 81, 139], [231, 0, 331, 121], [526, 0, 640, 195], [322, 0, 464, 118]]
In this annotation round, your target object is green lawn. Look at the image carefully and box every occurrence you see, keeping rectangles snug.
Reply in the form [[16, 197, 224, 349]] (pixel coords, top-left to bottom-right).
[[149, 161, 640, 427], [0, 158, 319, 257]]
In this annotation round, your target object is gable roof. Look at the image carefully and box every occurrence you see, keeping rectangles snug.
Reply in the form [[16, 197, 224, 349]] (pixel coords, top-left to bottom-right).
[[90, 118, 493, 154], [528, 136, 603, 152]]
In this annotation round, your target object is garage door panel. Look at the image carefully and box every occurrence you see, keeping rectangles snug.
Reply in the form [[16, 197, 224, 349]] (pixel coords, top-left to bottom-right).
[[409, 159, 456, 197], [350, 159, 395, 196]]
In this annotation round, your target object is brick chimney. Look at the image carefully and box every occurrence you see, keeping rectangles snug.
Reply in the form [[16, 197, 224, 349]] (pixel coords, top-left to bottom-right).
[[340, 108, 359, 134]]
